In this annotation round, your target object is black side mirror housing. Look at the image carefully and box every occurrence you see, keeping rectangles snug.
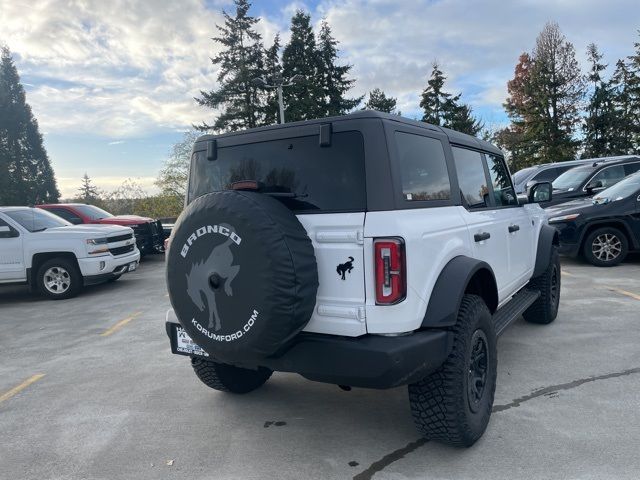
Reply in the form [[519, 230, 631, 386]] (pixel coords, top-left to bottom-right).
[[527, 182, 553, 204]]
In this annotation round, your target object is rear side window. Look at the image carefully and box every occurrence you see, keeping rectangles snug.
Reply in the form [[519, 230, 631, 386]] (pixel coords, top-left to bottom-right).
[[452, 147, 490, 209], [189, 132, 366, 213], [485, 153, 518, 207], [532, 168, 558, 182], [395, 132, 450, 201], [624, 162, 640, 175]]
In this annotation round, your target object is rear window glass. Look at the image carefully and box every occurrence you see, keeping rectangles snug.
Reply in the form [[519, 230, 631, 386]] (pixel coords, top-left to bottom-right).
[[395, 132, 451, 201], [188, 131, 366, 213]]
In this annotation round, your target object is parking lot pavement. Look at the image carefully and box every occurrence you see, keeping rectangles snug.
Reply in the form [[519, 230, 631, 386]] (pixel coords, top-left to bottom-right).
[[1, 254, 640, 480]]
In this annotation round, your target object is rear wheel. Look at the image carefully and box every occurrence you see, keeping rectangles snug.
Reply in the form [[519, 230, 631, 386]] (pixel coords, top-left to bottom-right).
[[408, 294, 497, 447], [191, 357, 272, 394], [36, 258, 82, 300], [582, 227, 628, 267], [523, 247, 560, 324]]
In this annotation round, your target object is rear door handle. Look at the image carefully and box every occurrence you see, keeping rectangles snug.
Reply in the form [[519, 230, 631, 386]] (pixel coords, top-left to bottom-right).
[[474, 232, 491, 242], [508, 224, 520, 233]]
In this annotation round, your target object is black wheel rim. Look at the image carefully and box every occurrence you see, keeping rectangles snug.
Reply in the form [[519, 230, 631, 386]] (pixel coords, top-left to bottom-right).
[[550, 263, 559, 311], [467, 329, 489, 413]]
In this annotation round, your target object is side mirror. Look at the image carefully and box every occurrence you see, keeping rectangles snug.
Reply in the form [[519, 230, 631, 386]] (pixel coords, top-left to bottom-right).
[[70, 217, 83, 225], [585, 179, 603, 193], [528, 182, 552, 204], [0, 225, 19, 238], [517, 194, 529, 205]]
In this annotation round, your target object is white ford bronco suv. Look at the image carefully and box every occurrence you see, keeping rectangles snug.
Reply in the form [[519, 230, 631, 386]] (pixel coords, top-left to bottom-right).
[[164, 111, 560, 446], [0, 206, 140, 299]]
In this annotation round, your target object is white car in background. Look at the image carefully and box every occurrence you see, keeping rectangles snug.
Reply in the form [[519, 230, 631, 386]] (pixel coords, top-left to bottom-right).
[[0, 207, 140, 299]]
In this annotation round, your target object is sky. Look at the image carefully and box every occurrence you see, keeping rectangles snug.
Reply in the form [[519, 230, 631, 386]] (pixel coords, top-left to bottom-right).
[[1, 0, 638, 198]]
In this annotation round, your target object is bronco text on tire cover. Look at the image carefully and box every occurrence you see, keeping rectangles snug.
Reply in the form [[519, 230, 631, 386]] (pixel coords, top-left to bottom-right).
[[166, 190, 318, 363]]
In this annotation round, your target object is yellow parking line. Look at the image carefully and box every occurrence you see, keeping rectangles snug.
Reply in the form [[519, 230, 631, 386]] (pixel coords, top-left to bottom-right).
[[100, 312, 142, 337], [0, 374, 45, 404], [607, 288, 640, 301], [561, 270, 574, 277]]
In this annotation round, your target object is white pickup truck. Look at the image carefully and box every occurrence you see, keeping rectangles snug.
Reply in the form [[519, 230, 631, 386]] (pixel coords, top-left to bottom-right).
[[0, 206, 140, 299]]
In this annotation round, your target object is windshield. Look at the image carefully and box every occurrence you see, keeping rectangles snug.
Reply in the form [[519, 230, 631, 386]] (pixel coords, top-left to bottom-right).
[[593, 172, 640, 203], [5, 208, 71, 232], [512, 167, 535, 186], [552, 167, 593, 190], [74, 205, 113, 220]]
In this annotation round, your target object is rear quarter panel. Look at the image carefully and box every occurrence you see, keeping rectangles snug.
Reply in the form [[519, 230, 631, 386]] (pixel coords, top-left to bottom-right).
[[364, 206, 472, 333]]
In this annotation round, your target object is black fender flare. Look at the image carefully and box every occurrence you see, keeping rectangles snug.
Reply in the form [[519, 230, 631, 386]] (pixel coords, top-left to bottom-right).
[[422, 256, 498, 328], [533, 224, 559, 278]]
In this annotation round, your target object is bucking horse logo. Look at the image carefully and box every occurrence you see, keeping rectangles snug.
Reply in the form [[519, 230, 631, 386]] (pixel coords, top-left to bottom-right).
[[185, 225, 240, 331]]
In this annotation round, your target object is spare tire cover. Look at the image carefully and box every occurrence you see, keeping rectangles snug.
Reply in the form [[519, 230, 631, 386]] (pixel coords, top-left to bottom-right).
[[166, 190, 318, 362]]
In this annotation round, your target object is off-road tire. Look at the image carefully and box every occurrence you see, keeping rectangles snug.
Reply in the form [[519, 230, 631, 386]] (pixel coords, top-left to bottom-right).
[[191, 357, 272, 394], [408, 294, 497, 447], [582, 227, 628, 267], [36, 257, 83, 300], [523, 247, 560, 324]]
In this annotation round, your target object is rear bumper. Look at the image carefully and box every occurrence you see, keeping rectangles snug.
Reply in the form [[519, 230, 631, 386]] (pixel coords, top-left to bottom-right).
[[134, 221, 166, 254], [165, 315, 452, 389]]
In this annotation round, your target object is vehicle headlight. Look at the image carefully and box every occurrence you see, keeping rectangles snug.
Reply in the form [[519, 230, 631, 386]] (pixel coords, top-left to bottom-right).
[[86, 238, 108, 245], [86, 238, 109, 254], [548, 214, 580, 223]]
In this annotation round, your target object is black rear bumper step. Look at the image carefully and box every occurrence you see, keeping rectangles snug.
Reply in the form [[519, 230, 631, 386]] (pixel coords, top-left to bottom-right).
[[493, 288, 540, 335], [166, 320, 452, 390]]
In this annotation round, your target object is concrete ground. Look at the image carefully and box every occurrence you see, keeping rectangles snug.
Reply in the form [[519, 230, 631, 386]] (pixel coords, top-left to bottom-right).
[[1, 254, 639, 480]]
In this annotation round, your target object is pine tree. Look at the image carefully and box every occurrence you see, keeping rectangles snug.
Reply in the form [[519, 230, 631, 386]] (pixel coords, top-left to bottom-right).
[[420, 63, 451, 125], [316, 20, 361, 117], [0, 46, 59, 205], [420, 62, 482, 135], [77, 173, 101, 203], [609, 59, 636, 154], [582, 43, 616, 158], [282, 10, 323, 122], [627, 30, 640, 152], [195, 0, 265, 132], [364, 88, 397, 113], [263, 33, 283, 125]]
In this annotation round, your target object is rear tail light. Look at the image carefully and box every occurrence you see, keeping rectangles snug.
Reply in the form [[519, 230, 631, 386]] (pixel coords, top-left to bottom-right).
[[374, 238, 406, 305]]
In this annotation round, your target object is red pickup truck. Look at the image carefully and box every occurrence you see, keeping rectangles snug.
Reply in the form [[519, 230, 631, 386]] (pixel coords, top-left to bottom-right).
[[37, 203, 165, 255]]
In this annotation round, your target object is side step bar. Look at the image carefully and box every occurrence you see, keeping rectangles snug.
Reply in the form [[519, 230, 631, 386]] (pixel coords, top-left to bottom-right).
[[493, 288, 540, 336]]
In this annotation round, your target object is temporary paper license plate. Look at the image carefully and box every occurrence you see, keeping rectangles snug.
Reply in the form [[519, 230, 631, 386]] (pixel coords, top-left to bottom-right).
[[172, 325, 208, 357]]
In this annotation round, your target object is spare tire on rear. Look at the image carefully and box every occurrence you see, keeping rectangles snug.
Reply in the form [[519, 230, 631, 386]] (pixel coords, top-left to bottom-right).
[[166, 191, 318, 363]]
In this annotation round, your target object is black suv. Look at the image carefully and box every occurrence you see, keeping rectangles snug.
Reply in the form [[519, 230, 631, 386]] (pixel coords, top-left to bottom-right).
[[547, 172, 640, 266], [545, 155, 640, 207]]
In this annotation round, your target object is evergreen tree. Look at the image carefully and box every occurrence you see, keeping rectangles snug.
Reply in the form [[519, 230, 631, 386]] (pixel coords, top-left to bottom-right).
[[77, 173, 101, 203], [499, 23, 583, 167], [282, 10, 323, 121], [316, 20, 361, 117], [627, 31, 640, 152], [582, 43, 616, 158], [420, 62, 482, 135], [263, 33, 283, 125], [364, 88, 397, 113], [0, 46, 59, 205], [420, 63, 451, 124], [608, 59, 635, 154], [195, 0, 265, 132]]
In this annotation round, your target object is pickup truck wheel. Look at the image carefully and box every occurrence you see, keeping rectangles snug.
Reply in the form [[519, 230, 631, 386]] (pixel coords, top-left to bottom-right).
[[408, 294, 497, 447], [523, 247, 560, 324], [191, 357, 272, 394], [582, 227, 628, 267], [36, 258, 82, 300]]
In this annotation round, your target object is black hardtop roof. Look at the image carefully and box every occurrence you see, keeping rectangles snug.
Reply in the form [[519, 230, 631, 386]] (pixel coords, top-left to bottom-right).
[[194, 110, 503, 155]]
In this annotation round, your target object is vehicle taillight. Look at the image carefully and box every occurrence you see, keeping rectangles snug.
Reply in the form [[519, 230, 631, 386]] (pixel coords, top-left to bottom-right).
[[374, 238, 406, 305]]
